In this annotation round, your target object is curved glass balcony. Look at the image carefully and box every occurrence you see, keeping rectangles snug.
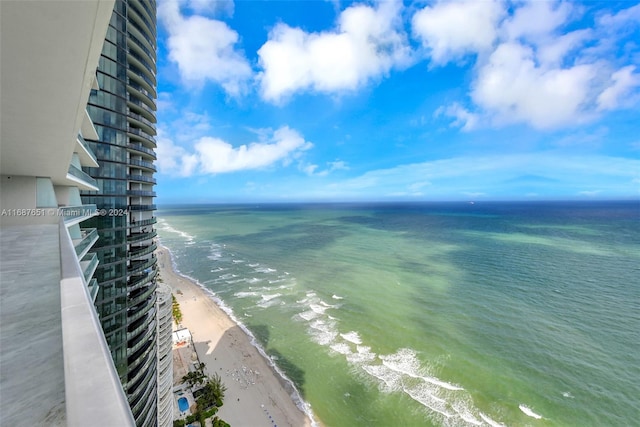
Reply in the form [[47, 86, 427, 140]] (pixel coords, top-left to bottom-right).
[[128, 242, 157, 259], [126, 174, 156, 184], [127, 217, 156, 228], [128, 205, 157, 212], [126, 144, 156, 159], [127, 269, 156, 292]]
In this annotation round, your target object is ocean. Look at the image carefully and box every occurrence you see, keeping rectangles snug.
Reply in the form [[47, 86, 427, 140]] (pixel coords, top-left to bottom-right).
[[156, 201, 639, 427]]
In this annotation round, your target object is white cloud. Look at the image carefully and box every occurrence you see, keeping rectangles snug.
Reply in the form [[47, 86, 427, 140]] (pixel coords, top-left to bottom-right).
[[257, 0, 411, 103], [429, 1, 640, 130], [302, 160, 349, 177], [501, 0, 573, 42], [472, 42, 596, 129], [156, 130, 199, 177], [597, 3, 640, 29], [412, 0, 505, 64], [157, 126, 313, 176], [434, 102, 480, 131], [186, 0, 234, 16], [536, 29, 592, 67], [597, 66, 640, 111], [158, 0, 251, 95], [196, 127, 313, 174]]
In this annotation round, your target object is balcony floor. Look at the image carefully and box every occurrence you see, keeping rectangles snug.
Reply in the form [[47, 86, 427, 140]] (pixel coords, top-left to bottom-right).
[[0, 224, 66, 426]]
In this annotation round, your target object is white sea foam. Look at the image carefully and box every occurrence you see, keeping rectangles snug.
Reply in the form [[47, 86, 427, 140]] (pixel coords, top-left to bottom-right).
[[519, 404, 543, 419], [361, 364, 403, 391], [309, 319, 334, 332], [309, 303, 329, 315], [261, 293, 282, 302], [332, 294, 344, 300], [234, 291, 259, 298], [381, 349, 464, 391], [254, 267, 277, 274], [346, 346, 376, 364], [298, 310, 321, 321], [403, 385, 453, 419], [330, 343, 352, 355], [158, 220, 196, 243], [479, 412, 506, 427], [232, 259, 245, 264], [340, 331, 362, 345], [310, 328, 338, 346], [458, 410, 483, 426], [319, 301, 335, 308], [248, 263, 259, 267]]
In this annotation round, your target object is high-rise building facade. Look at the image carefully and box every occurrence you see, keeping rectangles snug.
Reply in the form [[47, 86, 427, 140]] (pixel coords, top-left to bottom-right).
[[0, 0, 135, 425], [81, 0, 166, 425], [156, 283, 175, 426]]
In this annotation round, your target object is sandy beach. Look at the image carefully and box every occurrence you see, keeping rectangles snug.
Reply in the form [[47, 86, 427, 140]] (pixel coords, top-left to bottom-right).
[[157, 246, 314, 427]]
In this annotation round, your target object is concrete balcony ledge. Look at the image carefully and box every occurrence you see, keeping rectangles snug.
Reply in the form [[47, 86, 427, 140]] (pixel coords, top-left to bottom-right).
[[59, 220, 135, 426]]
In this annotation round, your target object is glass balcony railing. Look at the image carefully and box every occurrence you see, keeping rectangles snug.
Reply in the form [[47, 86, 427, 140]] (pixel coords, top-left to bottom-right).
[[127, 79, 156, 102], [127, 319, 156, 358], [126, 70, 155, 97], [88, 278, 99, 302], [127, 126, 156, 145], [129, 243, 157, 259], [128, 269, 156, 292], [126, 174, 156, 184], [68, 164, 98, 187], [129, 287, 157, 314], [128, 217, 157, 228], [127, 144, 156, 159], [81, 252, 99, 283], [127, 256, 156, 276], [77, 134, 98, 164], [128, 205, 157, 212], [127, 311, 155, 341], [128, 112, 156, 133], [126, 189, 156, 197], [127, 67, 155, 93], [60, 204, 97, 224], [128, 158, 156, 171], [74, 228, 98, 258], [127, 49, 156, 79]]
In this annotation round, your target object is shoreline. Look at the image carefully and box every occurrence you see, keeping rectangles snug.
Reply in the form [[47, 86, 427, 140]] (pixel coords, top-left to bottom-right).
[[157, 244, 317, 427]]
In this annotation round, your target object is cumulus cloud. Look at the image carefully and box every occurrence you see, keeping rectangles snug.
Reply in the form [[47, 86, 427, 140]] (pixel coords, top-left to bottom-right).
[[158, 0, 251, 95], [501, 0, 573, 42], [412, 0, 504, 64], [257, 0, 411, 103], [157, 126, 313, 176], [472, 42, 597, 129], [425, 0, 640, 130]]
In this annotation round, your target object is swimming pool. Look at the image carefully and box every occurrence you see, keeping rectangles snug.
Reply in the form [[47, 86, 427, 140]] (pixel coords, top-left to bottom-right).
[[178, 397, 189, 412]]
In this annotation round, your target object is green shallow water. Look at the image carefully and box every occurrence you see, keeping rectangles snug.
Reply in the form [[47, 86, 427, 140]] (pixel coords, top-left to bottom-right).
[[157, 202, 640, 427]]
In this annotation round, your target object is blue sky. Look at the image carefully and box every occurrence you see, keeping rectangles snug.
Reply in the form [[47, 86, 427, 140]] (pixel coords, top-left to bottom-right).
[[155, 0, 640, 203]]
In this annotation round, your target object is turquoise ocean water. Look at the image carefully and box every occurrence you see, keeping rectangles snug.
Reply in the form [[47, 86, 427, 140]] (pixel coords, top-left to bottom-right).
[[157, 202, 639, 427]]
